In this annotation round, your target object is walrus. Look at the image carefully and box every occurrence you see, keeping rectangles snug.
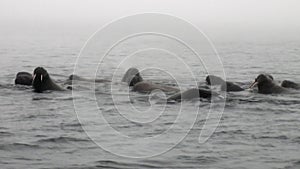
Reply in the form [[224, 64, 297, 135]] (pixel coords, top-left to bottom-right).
[[132, 81, 179, 93], [250, 74, 287, 94], [281, 80, 300, 90], [67, 74, 111, 84], [121, 67, 143, 86], [167, 88, 216, 102], [206, 75, 225, 85], [266, 74, 274, 80], [220, 81, 244, 92], [32, 67, 65, 93], [15, 72, 33, 86], [206, 75, 244, 92]]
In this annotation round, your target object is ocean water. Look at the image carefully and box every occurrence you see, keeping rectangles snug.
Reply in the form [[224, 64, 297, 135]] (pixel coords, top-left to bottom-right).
[[0, 24, 300, 169]]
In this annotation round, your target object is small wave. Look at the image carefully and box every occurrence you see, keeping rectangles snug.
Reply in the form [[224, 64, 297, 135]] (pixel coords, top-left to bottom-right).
[[283, 160, 300, 169], [225, 92, 300, 106], [251, 135, 289, 140], [56, 96, 74, 101], [0, 83, 13, 89], [291, 137, 300, 144], [0, 142, 40, 150], [256, 143, 275, 147], [293, 160, 300, 165], [13, 157, 42, 161], [51, 73, 69, 78], [60, 122, 84, 132], [14, 85, 33, 90], [32, 97, 53, 101], [61, 121, 83, 127], [32, 95, 77, 101], [36, 136, 89, 143], [214, 129, 245, 135], [0, 131, 14, 137], [177, 155, 219, 164], [95, 160, 159, 169]]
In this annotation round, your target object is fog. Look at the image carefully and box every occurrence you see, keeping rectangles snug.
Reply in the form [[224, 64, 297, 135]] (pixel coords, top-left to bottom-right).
[[1, 0, 300, 41]]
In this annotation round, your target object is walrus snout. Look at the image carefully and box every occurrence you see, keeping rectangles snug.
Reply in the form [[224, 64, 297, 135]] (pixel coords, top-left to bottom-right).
[[32, 74, 44, 82], [33, 67, 49, 82]]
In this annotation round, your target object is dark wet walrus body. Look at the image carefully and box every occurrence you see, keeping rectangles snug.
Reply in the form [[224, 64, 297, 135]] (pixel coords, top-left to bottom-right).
[[32, 67, 64, 93], [206, 75, 244, 92], [250, 74, 287, 94], [167, 88, 216, 101], [133, 81, 179, 93], [206, 75, 225, 85], [281, 80, 300, 90], [15, 72, 33, 86], [221, 82, 244, 92], [68, 74, 111, 83]]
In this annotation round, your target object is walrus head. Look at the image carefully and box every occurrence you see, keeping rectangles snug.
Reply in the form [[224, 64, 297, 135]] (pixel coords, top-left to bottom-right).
[[250, 74, 288, 94], [249, 74, 276, 94], [32, 67, 51, 92], [121, 67, 143, 86], [250, 74, 273, 88], [15, 72, 33, 86]]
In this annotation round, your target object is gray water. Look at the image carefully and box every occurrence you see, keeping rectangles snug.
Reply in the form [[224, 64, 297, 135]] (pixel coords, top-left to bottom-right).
[[1, 25, 300, 169]]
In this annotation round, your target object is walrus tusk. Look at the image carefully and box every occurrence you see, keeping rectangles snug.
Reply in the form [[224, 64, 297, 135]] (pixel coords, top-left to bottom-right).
[[249, 81, 258, 89], [33, 74, 36, 81], [40, 75, 43, 82]]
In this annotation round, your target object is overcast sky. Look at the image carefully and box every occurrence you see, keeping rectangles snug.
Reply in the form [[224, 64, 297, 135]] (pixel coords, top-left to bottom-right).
[[1, 0, 299, 24], [1, 0, 299, 41]]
